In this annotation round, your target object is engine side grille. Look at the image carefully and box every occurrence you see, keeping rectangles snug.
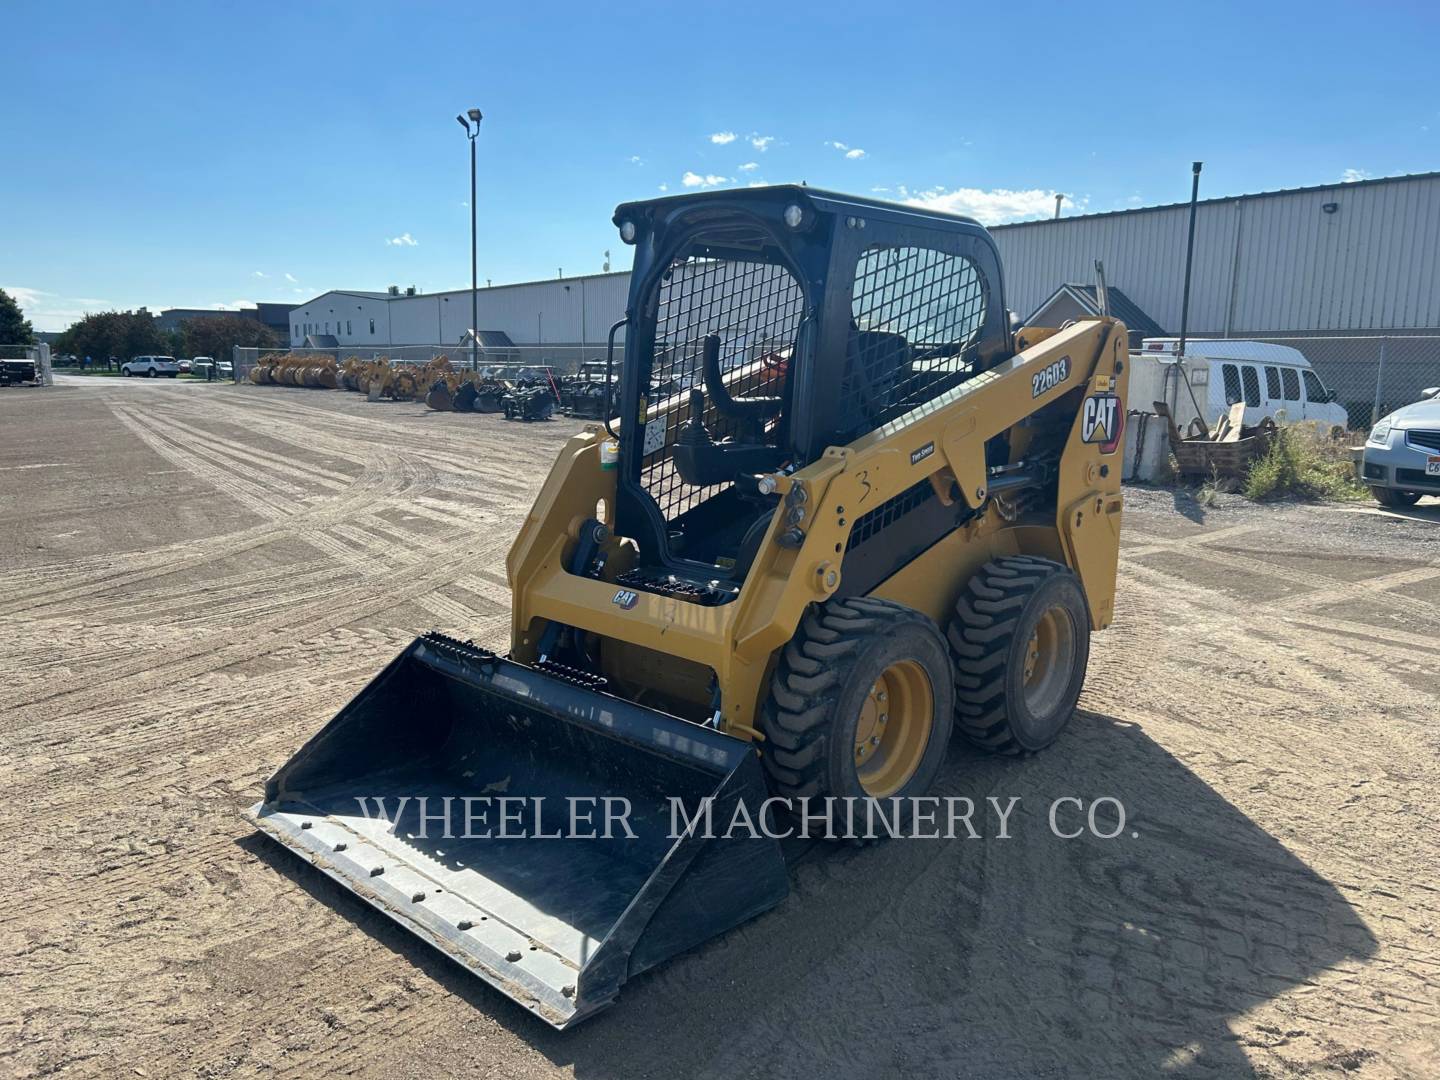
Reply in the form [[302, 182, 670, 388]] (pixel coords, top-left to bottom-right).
[[847, 479, 936, 549]]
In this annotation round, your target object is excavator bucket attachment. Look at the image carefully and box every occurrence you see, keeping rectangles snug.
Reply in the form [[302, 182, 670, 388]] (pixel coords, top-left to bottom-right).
[[425, 378, 456, 411], [247, 633, 789, 1028]]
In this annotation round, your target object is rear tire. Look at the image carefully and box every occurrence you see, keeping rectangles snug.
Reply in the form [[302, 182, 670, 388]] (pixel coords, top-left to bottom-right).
[[760, 597, 953, 837], [948, 556, 1091, 755], [1373, 487, 1420, 508]]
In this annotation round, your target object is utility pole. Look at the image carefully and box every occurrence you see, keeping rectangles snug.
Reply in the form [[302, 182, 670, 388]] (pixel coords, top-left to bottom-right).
[[456, 107, 483, 372], [1178, 162, 1203, 367]]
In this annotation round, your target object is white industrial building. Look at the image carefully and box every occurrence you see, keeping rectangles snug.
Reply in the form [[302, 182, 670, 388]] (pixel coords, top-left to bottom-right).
[[296, 171, 1438, 396], [290, 272, 630, 365]]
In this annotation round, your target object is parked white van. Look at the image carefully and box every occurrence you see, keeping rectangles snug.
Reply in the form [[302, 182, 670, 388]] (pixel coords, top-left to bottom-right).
[[1138, 338, 1349, 430]]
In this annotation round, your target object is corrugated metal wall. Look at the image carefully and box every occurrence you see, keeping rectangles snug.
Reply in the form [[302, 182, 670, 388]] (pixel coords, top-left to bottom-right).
[[993, 173, 1440, 334], [295, 175, 1439, 351]]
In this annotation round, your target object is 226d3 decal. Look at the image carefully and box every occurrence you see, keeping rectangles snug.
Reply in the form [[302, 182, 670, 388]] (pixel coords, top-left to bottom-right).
[[1081, 392, 1124, 453], [1031, 356, 1070, 398]]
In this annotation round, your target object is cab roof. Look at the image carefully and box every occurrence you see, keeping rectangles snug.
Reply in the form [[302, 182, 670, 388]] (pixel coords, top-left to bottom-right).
[[613, 184, 989, 236]]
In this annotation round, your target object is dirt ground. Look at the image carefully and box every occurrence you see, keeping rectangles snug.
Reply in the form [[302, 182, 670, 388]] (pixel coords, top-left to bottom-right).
[[2, 376, 1438, 1079]]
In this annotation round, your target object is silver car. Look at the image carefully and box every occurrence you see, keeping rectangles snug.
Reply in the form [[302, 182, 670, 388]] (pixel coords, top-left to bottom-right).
[[1362, 389, 1440, 506]]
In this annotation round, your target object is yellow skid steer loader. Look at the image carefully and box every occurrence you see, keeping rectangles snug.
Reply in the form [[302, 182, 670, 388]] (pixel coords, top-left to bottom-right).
[[248, 186, 1129, 1028]]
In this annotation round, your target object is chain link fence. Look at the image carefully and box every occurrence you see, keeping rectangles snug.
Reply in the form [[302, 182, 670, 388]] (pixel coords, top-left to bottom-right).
[[235, 333, 1436, 433], [232, 343, 614, 384], [1181, 333, 1440, 430]]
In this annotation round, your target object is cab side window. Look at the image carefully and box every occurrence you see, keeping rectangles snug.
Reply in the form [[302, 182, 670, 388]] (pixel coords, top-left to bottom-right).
[[1282, 368, 1300, 400], [1222, 363, 1242, 405], [1302, 370, 1327, 402], [1241, 365, 1261, 407], [1264, 366, 1282, 400]]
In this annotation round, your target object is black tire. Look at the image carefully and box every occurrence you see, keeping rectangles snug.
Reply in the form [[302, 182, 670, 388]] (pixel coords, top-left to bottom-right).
[[948, 556, 1091, 755], [760, 597, 954, 835], [145, 368, 156, 378], [1373, 487, 1420, 508]]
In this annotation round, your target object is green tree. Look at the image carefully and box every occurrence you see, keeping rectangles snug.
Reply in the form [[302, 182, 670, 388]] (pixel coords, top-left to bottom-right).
[[56, 310, 166, 363], [0, 288, 35, 346], [181, 315, 279, 363]]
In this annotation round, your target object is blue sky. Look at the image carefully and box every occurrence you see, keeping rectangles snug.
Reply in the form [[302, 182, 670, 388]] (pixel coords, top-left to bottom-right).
[[5, 0, 1438, 331]]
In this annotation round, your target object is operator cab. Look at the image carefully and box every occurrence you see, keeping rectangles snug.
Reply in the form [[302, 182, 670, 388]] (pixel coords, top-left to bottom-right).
[[608, 186, 1013, 603]]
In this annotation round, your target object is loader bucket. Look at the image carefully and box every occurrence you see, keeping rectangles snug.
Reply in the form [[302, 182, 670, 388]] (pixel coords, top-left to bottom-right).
[[247, 632, 789, 1028], [425, 378, 456, 411]]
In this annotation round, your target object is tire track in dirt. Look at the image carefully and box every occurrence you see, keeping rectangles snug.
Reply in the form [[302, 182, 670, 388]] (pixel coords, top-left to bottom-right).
[[2, 534, 511, 724]]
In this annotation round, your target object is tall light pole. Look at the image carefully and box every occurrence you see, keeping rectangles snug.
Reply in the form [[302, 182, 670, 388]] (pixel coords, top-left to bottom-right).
[[456, 108, 483, 372]]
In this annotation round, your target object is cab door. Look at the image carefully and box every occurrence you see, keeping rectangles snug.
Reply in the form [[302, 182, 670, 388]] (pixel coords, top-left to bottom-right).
[[1299, 368, 1345, 427]]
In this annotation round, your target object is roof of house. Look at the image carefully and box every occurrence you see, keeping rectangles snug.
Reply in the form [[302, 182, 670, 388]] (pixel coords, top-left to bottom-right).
[[468, 330, 516, 348], [1026, 283, 1166, 339]]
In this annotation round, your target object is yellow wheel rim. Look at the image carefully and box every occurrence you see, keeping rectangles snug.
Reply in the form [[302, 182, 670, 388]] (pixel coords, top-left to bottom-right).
[[1022, 606, 1076, 717], [853, 659, 933, 798]]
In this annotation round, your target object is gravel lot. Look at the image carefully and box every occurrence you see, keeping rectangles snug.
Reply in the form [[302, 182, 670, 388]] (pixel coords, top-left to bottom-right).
[[2, 376, 1438, 1079]]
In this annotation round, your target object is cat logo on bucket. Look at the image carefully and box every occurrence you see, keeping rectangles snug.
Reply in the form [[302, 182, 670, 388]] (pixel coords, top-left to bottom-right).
[[612, 588, 640, 610], [1081, 393, 1123, 453]]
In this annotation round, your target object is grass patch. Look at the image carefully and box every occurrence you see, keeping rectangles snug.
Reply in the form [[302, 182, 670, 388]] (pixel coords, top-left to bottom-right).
[[1242, 423, 1367, 502]]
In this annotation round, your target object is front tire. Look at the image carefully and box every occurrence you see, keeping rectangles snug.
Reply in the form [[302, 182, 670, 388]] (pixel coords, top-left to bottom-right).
[[145, 368, 156, 378], [949, 556, 1091, 755], [760, 597, 954, 835], [1373, 487, 1420, 508]]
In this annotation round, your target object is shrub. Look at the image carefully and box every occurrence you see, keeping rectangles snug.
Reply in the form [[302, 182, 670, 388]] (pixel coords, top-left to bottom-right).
[[1242, 423, 1366, 502]]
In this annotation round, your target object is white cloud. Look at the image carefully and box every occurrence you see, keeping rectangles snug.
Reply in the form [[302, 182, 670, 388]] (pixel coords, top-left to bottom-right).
[[682, 171, 730, 188], [628, 155, 645, 165], [2, 285, 118, 331], [747, 180, 768, 188], [385, 233, 418, 247], [5, 285, 50, 310], [658, 183, 669, 192], [845, 148, 866, 159], [826, 140, 849, 151], [709, 131, 737, 145], [870, 186, 891, 193], [252, 270, 267, 278], [1341, 168, 1372, 183], [738, 161, 759, 172], [749, 134, 775, 152], [292, 288, 306, 295], [284, 272, 298, 283], [902, 186, 1076, 225]]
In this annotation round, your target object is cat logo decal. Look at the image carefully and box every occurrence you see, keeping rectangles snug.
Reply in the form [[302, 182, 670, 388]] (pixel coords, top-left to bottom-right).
[[1081, 393, 1124, 454]]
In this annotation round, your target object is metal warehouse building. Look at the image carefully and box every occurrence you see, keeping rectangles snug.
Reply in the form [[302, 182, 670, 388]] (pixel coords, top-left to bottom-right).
[[291, 272, 630, 368], [295, 171, 1438, 406], [992, 170, 1440, 414]]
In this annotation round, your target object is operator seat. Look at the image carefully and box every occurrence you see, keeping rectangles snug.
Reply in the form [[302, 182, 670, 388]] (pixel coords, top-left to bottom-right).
[[843, 327, 911, 433]]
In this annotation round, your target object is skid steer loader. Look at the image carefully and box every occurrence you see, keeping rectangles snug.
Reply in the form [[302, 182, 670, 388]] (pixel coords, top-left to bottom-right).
[[248, 186, 1128, 1029]]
